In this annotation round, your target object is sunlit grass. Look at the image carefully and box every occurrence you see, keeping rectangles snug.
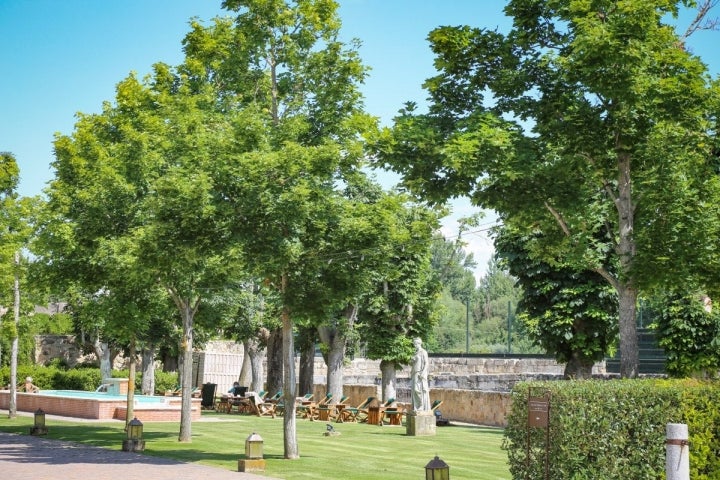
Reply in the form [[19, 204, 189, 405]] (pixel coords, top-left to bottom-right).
[[0, 412, 510, 479]]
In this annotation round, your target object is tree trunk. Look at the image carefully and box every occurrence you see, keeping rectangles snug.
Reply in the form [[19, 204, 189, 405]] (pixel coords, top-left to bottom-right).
[[379, 360, 397, 402], [126, 338, 136, 425], [616, 152, 639, 378], [9, 251, 20, 418], [324, 336, 344, 403], [170, 294, 199, 443], [161, 348, 178, 372], [563, 352, 594, 380], [318, 305, 357, 403], [299, 341, 315, 397], [245, 337, 265, 393], [618, 283, 639, 378], [266, 327, 284, 397], [141, 345, 156, 395], [239, 341, 252, 387], [281, 274, 299, 459]]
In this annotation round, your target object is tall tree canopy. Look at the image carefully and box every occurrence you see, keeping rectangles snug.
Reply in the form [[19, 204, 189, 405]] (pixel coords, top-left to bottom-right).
[[36, 65, 247, 441], [181, 0, 371, 457], [374, 0, 720, 377]]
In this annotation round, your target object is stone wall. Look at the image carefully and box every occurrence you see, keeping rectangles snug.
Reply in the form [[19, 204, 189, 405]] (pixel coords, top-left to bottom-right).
[[34, 336, 591, 427], [309, 383, 512, 427], [34, 335, 90, 368], [312, 355, 605, 380]]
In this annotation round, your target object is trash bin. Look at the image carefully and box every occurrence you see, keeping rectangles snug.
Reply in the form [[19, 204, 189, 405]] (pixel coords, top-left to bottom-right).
[[201, 383, 217, 408]]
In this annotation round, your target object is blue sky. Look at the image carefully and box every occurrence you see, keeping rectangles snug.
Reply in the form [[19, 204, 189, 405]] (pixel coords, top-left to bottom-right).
[[1, 1, 719, 275]]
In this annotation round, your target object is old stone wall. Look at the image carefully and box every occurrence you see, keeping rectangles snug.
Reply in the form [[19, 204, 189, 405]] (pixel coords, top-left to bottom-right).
[[311, 355, 605, 379], [309, 383, 512, 427], [35, 335, 90, 368], [34, 336, 589, 427]]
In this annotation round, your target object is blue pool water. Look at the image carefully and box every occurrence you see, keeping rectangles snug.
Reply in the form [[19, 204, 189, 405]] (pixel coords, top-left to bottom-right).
[[40, 390, 166, 403]]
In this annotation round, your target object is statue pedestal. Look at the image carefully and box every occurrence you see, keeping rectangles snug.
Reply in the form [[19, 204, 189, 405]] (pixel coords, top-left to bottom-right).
[[406, 410, 436, 436], [238, 459, 266, 472]]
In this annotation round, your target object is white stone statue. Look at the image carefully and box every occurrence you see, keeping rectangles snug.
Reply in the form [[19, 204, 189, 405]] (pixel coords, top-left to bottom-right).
[[410, 337, 430, 412]]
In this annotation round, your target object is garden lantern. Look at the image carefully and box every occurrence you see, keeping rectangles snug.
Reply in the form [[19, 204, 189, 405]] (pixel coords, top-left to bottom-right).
[[122, 417, 145, 452], [30, 408, 48, 435], [127, 417, 143, 441], [238, 432, 266, 472], [425, 455, 450, 480], [245, 432, 264, 459]]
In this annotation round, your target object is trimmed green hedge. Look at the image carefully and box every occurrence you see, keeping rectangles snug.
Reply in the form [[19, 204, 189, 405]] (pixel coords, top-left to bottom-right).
[[504, 379, 720, 479], [1, 366, 178, 395]]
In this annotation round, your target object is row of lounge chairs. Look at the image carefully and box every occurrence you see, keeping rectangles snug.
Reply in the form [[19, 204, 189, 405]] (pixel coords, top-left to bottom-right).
[[214, 387, 445, 426]]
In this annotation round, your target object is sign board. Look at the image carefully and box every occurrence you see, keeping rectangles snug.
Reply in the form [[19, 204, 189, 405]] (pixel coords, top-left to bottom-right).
[[528, 396, 550, 428]]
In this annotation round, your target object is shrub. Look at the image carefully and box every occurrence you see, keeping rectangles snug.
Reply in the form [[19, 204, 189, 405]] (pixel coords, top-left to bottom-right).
[[154, 371, 179, 394], [504, 379, 720, 479], [1, 365, 177, 395], [53, 368, 103, 391], [0, 365, 62, 390]]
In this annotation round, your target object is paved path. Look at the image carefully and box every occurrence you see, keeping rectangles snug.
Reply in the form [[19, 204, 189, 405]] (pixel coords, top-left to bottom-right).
[[0, 418, 279, 480]]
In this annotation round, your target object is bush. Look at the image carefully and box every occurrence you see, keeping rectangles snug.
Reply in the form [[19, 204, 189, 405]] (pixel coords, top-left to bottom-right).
[[53, 368, 103, 391], [154, 371, 179, 394], [112, 368, 178, 394], [504, 379, 720, 479], [1, 365, 62, 390], [1, 365, 178, 395]]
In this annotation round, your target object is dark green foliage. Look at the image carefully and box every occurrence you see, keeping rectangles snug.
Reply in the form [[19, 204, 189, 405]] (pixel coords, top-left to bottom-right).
[[148, 370, 179, 395], [649, 292, 720, 377], [1, 365, 62, 390], [496, 228, 617, 377], [52, 368, 103, 391], [1, 365, 177, 395], [114, 368, 178, 394], [505, 379, 720, 479]]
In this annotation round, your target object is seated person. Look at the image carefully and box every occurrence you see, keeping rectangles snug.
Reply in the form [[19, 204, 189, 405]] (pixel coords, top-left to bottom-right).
[[228, 382, 247, 397], [23, 376, 39, 393]]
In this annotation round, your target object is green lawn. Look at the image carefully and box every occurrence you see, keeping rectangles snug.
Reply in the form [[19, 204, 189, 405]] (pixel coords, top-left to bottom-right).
[[0, 412, 511, 480]]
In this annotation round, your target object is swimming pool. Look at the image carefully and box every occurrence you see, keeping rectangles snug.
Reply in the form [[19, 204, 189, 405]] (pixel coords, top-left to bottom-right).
[[0, 389, 201, 422], [40, 390, 167, 403]]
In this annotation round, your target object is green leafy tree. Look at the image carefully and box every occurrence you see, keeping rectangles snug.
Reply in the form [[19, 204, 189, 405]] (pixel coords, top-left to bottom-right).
[[0, 152, 22, 417], [428, 232, 476, 352], [181, 0, 371, 458], [360, 203, 441, 401], [496, 227, 618, 378], [649, 291, 720, 377], [36, 65, 245, 440], [212, 282, 280, 392], [373, 1, 720, 377]]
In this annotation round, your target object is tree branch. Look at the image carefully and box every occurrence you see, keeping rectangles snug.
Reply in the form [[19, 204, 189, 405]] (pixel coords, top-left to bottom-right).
[[544, 200, 571, 236], [593, 265, 620, 291], [681, 0, 720, 42]]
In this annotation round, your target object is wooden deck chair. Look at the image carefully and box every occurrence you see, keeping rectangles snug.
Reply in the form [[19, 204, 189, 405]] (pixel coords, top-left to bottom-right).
[[306, 393, 333, 420], [369, 398, 396, 425], [276, 392, 309, 417], [382, 403, 405, 426], [340, 396, 375, 423], [265, 390, 283, 403], [430, 399, 444, 413], [250, 395, 276, 418], [317, 394, 347, 422], [165, 385, 182, 396], [296, 393, 318, 419]]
